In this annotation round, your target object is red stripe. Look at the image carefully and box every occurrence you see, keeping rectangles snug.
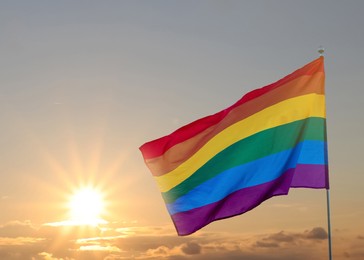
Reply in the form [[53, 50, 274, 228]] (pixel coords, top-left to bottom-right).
[[140, 57, 324, 159]]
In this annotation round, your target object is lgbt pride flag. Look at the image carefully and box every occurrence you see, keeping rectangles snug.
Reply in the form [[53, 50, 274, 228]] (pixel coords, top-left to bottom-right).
[[140, 57, 329, 236]]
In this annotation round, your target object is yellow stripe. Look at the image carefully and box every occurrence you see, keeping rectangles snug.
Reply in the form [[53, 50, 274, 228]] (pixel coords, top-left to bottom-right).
[[155, 94, 326, 192]]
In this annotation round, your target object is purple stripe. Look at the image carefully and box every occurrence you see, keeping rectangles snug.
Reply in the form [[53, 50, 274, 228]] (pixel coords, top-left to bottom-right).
[[291, 164, 329, 188], [170, 164, 327, 236]]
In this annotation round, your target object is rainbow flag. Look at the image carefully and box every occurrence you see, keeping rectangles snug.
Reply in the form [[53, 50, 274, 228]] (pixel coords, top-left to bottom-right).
[[140, 57, 329, 236]]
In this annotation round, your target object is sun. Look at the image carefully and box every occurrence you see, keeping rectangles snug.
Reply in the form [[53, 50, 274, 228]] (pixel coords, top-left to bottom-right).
[[68, 187, 106, 226]]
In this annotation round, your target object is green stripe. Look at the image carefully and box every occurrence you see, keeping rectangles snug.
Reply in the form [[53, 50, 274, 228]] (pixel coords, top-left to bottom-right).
[[162, 117, 326, 203]]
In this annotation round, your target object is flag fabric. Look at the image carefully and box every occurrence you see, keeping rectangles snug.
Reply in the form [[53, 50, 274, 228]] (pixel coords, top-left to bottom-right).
[[139, 57, 328, 236]]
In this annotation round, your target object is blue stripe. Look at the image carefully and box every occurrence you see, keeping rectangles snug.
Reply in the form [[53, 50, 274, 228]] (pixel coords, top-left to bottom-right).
[[167, 140, 327, 215], [297, 140, 328, 165]]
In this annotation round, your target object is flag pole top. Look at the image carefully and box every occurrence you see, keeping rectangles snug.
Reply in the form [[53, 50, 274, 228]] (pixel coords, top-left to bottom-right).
[[318, 46, 325, 56]]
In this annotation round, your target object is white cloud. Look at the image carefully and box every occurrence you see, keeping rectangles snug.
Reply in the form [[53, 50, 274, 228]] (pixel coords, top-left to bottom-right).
[[78, 245, 121, 252], [0, 220, 37, 238]]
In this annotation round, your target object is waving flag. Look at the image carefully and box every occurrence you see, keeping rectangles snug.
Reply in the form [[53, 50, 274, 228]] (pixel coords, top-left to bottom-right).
[[140, 57, 328, 236]]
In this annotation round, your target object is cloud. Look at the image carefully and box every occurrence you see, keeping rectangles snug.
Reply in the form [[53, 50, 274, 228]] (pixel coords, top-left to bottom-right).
[[0, 238, 48, 260], [180, 242, 201, 255], [0, 220, 37, 238], [305, 227, 328, 240], [0, 221, 360, 260], [255, 240, 279, 248], [264, 231, 295, 243], [145, 245, 172, 258], [0, 237, 44, 246], [259, 227, 327, 244], [38, 252, 74, 260], [38, 223, 102, 240], [78, 245, 121, 252]]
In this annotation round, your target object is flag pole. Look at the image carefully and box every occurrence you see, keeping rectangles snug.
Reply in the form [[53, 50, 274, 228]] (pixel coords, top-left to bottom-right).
[[318, 46, 333, 260], [326, 189, 333, 260]]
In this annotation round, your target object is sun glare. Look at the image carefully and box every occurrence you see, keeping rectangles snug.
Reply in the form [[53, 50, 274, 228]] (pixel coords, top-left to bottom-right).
[[69, 187, 106, 226]]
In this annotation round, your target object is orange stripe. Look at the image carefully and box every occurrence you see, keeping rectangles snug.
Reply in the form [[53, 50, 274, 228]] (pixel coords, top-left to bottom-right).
[[145, 72, 324, 176]]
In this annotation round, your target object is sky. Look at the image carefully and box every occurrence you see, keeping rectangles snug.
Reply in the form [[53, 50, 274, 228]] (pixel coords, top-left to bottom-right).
[[0, 1, 364, 259]]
